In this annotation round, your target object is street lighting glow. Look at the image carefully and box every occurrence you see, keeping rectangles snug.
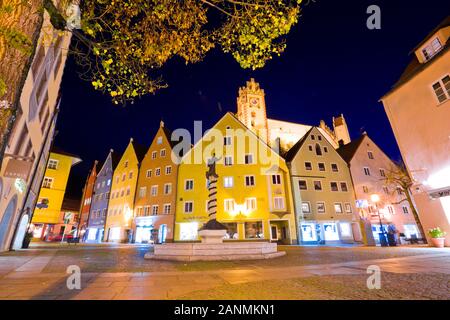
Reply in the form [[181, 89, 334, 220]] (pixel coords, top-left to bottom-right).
[[370, 194, 380, 203]]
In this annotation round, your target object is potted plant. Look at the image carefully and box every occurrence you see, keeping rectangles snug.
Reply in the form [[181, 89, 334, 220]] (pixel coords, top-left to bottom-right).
[[428, 227, 447, 248]]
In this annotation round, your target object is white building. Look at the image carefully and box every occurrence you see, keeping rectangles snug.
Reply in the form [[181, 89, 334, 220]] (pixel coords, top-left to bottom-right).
[[0, 2, 71, 251]]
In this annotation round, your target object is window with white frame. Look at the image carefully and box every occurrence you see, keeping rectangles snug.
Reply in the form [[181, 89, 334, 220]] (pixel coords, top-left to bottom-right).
[[224, 156, 233, 166], [367, 151, 374, 160], [224, 199, 235, 212], [139, 187, 146, 198], [432, 75, 450, 104], [152, 151, 157, 159], [152, 205, 159, 215], [136, 207, 143, 216], [334, 203, 343, 214], [151, 185, 158, 196], [298, 180, 307, 190], [42, 177, 53, 188], [317, 202, 326, 213], [379, 168, 386, 177], [144, 206, 151, 216], [301, 202, 311, 213], [340, 182, 348, 192], [165, 165, 172, 175], [331, 163, 339, 172], [245, 197, 257, 211], [185, 179, 194, 190], [163, 204, 171, 214], [273, 197, 285, 210], [223, 176, 234, 188], [244, 154, 254, 164], [422, 38, 442, 61], [402, 206, 409, 214], [330, 182, 338, 192], [344, 203, 352, 213], [245, 175, 255, 187], [184, 201, 194, 213], [387, 205, 395, 214], [160, 149, 166, 157], [155, 168, 161, 176], [363, 167, 371, 176], [157, 136, 163, 144], [164, 183, 172, 195], [48, 159, 58, 170], [272, 174, 281, 185], [146, 169, 152, 178], [224, 136, 232, 146]]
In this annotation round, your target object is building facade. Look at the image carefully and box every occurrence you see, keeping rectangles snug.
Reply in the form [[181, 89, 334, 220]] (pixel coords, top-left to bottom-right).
[[30, 149, 81, 240], [0, 1, 71, 251], [85, 150, 119, 243], [338, 133, 420, 244], [133, 121, 178, 244], [285, 127, 362, 245], [381, 17, 450, 246], [104, 139, 146, 242], [175, 112, 297, 244], [48, 198, 80, 241], [78, 160, 99, 240]]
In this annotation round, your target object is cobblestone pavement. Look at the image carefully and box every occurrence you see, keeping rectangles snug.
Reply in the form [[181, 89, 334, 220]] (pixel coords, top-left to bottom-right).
[[0, 243, 449, 300]]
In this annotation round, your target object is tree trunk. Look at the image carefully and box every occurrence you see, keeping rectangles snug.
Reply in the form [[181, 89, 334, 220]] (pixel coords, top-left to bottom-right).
[[405, 188, 427, 243], [0, 0, 45, 168]]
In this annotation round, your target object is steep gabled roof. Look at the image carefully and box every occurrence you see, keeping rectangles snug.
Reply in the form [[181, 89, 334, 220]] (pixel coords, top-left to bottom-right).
[[50, 146, 81, 160], [110, 150, 121, 170], [336, 134, 366, 163], [283, 127, 314, 162], [161, 125, 177, 148]]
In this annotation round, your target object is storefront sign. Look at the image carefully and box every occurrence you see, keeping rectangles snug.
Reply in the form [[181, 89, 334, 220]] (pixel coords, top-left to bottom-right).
[[429, 186, 450, 199], [4, 158, 32, 180]]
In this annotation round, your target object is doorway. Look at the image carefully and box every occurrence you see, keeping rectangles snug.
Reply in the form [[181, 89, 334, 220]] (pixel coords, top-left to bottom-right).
[[0, 196, 17, 251], [270, 225, 278, 241]]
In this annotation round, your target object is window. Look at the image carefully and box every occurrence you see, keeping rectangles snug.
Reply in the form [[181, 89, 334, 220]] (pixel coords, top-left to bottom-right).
[[334, 203, 343, 214], [224, 199, 235, 212], [305, 162, 312, 171], [129, 171, 133, 179], [318, 163, 325, 171], [48, 159, 58, 170], [245, 221, 263, 239], [314, 180, 322, 191], [136, 207, 143, 217], [301, 202, 311, 213], [367, 151, 374, 159], [184, 201, 193, 213], [223, 223, 238, 240], [432, 75, 450, 103], [185, 179, 194, 190], [317, 202, 326, 213], [422, 38, 442, 61], [298, 180, 307, 190], [244, 154, 253, 164], [163, 204, 171, 214], [152, 151, 157, 159], [152, 205, 159, 215], [224, 136, 232, 146], [124, 161, 128, 168], [387, 205, 394, 214], [340, 182, 348, 192], [122, 173, 126, 181], [311, 135, 315, 140], [155, 168, 161, 176], [315, 144, 322, 156], [383, 186, 389, 194], [363, 186, 369, 193], [308, 145, 313, 151], [160, 149, 166, 157], [363, 167, 371, 176], [165, 166, 172, 175], [42, 177, 53, 188], [330, 182, 338, 192], [245, 197, 257, 211], [272, 174, 281, 185], [318, 135, 322, 141], [224, 156, 233, 166], [144, 206, 151, 216], [379, 169, 386, 177], [139, 187, 146, 198], [157, 136, 163, 144], [245, 175, 255, 187], [126, 187, 130, 196], [147, 185, 157, 197], [273, 197, 285, 210], [324, 147, 328, 153], [397, 188, 403, 195], [402, 206, 409, 214], [164, 183, 172, 195], [107, 179, 111, 186], [344, 203, 352, 213], [224, 176, 234, 188], [146, 170, 152, 178], [331, 164, 338, 172]]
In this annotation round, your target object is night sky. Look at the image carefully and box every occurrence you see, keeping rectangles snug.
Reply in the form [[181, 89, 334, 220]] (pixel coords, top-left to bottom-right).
[[56, 0, 450, 199]]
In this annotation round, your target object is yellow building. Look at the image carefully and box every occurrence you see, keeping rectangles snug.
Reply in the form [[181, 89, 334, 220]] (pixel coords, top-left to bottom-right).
[[104, 138, 147, 242], [31, 148, 81, 239], [175, 112, 297, 244]]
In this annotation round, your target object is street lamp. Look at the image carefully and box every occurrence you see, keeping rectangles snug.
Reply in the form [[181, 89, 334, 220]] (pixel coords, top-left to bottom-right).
[[370, 194, 388, 247]]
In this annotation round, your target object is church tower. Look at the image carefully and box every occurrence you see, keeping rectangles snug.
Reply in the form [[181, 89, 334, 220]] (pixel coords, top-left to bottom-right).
[[236, 78, 269, 144], [333, 114, 351, 146]]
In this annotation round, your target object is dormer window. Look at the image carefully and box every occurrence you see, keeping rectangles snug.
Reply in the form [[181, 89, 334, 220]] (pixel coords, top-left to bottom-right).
[[422, 37, 442, 61]]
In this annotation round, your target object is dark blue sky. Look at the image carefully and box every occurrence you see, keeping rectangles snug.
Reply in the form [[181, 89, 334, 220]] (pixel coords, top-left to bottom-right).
[[57, 0, 450, 198]]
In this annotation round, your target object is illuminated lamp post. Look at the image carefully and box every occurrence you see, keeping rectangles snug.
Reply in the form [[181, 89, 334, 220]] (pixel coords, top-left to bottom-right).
[[370, 194, 388, 247]]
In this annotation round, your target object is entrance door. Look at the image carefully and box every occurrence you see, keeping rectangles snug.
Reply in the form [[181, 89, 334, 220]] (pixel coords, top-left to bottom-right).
[[270, 225, 278, 241], [12, 214, 29, 250], [0, 197, 17, 250]]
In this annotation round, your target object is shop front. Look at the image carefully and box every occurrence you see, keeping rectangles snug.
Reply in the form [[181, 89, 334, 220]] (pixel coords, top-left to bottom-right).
[[134, 216, 169, 244], [299, 220, 356, 245]]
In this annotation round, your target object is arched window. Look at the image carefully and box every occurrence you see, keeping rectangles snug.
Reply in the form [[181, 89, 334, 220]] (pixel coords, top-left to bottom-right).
[[315, 144, 322, 156]]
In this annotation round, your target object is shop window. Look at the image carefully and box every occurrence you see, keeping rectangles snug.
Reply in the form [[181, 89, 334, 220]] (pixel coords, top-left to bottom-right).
[[223, 223, 238, 240], [245, 221, 264, 239], [323, 223, 339, 241], [301, 223, 317, 241]]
